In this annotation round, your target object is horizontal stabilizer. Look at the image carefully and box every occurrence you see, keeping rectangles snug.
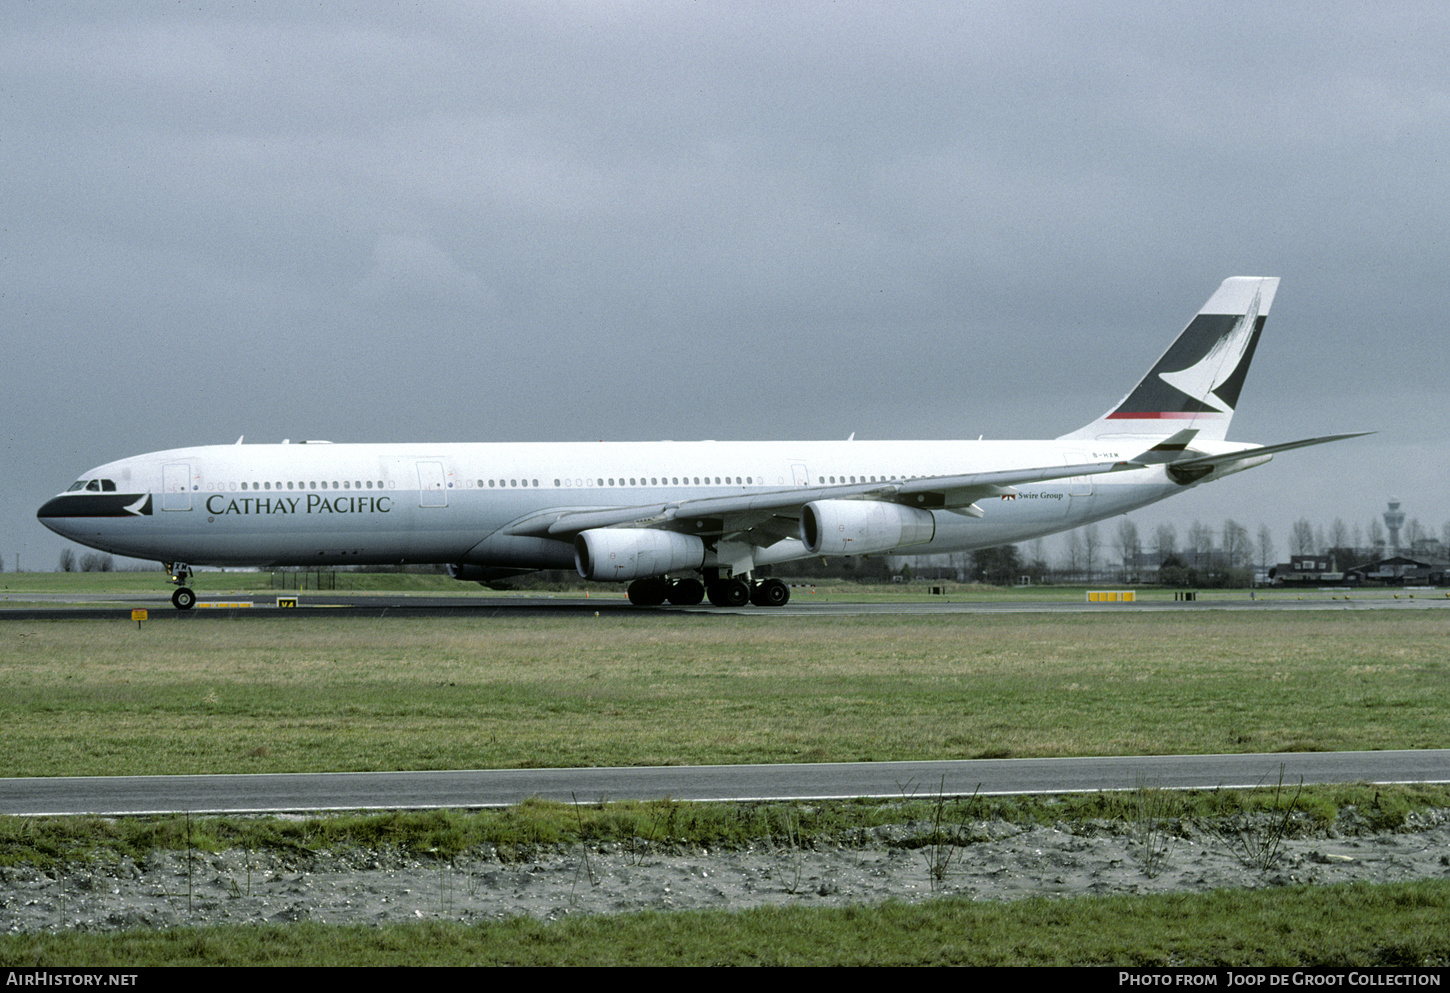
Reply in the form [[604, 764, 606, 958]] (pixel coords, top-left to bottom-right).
[[1169, 432, 1372, 472], [1128, 429, 1200, 464]]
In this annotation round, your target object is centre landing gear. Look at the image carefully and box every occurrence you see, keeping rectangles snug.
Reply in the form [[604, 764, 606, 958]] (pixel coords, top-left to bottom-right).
[[627, 574, 790, 608], [165, 561, 196, 611], [705, 577, 751, 607], [627, 577, 709, 606]]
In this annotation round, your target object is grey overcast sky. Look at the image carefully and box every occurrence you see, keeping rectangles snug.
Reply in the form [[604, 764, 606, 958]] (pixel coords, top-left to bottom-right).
[[4, 1, 1447, 571]]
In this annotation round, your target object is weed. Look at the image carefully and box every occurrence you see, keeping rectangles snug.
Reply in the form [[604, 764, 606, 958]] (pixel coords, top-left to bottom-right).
[[921, 778, 979, 892], [774, 807, 804, 895], [1128, 781, 1179, 879], [569, 793, 601, 904], [1210, 764, 1305, 873]]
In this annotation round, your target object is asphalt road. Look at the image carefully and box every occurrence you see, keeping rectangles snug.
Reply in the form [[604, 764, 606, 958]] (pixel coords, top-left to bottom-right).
[[4, 589, 1448, 620], [3, 750, 1446, 816]]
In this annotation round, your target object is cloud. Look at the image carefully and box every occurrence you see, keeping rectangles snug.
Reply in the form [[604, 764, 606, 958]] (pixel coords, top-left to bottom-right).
[[351, 234, 494, 309]]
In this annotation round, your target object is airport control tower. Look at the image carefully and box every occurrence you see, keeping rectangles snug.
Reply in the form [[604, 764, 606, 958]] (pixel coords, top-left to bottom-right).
[[1384, 498, 1406, 557]]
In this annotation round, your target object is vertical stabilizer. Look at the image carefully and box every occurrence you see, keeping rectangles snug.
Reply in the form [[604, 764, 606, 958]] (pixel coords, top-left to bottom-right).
[[1059, 276, 1278, 443]]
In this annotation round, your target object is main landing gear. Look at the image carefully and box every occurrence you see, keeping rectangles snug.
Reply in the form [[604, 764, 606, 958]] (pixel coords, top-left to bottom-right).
[[164, 561, 196, 611], [626, 576, 790, 608]]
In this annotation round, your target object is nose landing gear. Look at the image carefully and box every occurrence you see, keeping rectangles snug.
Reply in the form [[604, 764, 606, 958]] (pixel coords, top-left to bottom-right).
[[165, 562, 196, 610]]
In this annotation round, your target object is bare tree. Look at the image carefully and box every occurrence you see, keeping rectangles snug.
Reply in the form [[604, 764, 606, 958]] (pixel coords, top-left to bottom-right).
[[1257, 524, 1274, 578], [1187, 520, 1214, 569], [1404, 518, 1426, 552], [1329, 518, 1350, 551], [1064, 530, 1083, 581], [1368, 517, 1386, 553], [1029, 537, 1046, 574], [1154, 523, 1177, 561], [1290, 518, 1315, 556], [1115, 518, 1141, 581], [58, 548, 76, 572], [1221, 519, 1250, 570], [1082, 523, 1101, 583]]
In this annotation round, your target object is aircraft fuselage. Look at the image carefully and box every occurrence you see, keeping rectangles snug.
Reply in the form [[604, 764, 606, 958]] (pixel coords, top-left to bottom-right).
[[37, 438, 1185, 569]]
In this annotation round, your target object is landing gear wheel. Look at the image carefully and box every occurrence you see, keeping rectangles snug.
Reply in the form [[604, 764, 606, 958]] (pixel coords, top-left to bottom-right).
[[706, 578, 751, 607], [751, 578, 791, 607], [171, 587, 196, 611], [666, 578, 705, 606], [627, 577, 670, 606]]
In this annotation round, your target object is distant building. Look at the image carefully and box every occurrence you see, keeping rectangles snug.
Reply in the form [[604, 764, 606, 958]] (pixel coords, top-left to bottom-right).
[[1345, 555, 1448, 586], [1268, 554, 1345, 585]]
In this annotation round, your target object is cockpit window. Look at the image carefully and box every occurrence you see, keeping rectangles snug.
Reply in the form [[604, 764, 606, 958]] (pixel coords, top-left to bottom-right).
[[67, 479, 117, 493]]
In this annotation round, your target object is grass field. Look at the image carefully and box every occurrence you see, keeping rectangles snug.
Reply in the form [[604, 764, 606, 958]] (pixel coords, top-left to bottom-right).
[[0, 607, 1445, 777], [2, 580, 1447, 965], [4, 880, 1447, 966]]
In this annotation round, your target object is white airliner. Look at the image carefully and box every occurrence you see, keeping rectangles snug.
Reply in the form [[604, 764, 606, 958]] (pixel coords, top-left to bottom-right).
[[39, 277, 1362, 610]]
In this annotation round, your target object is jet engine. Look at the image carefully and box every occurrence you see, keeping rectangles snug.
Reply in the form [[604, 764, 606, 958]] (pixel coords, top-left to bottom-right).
[[574, 528, 706, 582], [799, 500, 936, 556]]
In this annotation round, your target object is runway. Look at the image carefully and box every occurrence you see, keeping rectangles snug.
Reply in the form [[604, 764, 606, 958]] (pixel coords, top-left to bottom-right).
[[4, 588, 1447, 620], [3, 750, 1446, 816]]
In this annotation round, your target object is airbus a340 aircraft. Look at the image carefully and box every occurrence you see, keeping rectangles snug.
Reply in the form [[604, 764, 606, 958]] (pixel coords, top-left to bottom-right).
[[39, 277, 1362, 610]]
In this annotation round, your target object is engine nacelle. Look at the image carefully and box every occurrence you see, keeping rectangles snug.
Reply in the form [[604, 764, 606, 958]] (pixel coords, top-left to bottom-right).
[[574, 529, 706, 582], [800, 500, 936, 556]]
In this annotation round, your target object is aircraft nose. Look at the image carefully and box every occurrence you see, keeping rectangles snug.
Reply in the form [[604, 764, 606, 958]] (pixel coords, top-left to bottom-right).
[[36, 496, 75, 537], [37, 491, 151, 531], [37, 496, 68, 520]]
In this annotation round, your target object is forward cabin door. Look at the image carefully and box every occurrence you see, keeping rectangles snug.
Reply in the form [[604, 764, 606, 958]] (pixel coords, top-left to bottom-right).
[[162, 463, 192, 511], [417, 461, 448, 508]]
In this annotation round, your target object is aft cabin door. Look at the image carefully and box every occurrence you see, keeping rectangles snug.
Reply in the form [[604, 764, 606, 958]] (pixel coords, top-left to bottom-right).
[[417, 461, 448, 507], [1062, 453, 1094, 497], [162, 463, 192, 511]]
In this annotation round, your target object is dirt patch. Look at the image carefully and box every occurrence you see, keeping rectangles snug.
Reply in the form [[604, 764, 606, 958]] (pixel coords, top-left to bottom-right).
[[4, 812, 1448, 932]]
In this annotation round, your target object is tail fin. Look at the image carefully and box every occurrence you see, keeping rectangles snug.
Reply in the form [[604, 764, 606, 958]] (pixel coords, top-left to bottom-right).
[[1059, 276, 1279, 443]]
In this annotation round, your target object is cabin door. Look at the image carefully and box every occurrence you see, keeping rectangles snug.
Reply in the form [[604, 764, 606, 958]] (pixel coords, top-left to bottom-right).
[[417, 461, 448, 508], [162, 463, 192, 511]]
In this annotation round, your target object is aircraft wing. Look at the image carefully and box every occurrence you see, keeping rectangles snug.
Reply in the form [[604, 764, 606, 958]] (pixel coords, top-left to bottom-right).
[[505, 456, 1143, 547]]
